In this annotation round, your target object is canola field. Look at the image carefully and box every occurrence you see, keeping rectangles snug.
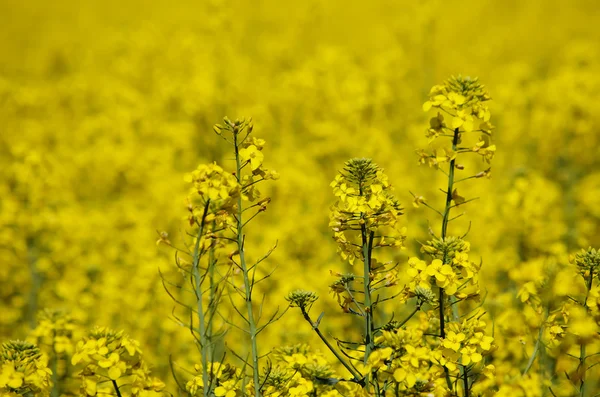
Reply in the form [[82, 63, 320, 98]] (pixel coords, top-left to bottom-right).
[[1, 1, 600, 396]]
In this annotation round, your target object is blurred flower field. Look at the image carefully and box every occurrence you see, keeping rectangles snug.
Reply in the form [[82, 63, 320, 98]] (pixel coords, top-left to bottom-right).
[[1, 0, 600, 396]]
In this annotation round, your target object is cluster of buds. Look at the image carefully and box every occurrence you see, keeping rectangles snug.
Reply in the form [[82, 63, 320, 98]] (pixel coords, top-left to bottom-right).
[[286, 290, 319, 311], [421, 236, 470, 263], [0, 340, 52, 396], [71, 327, 166, 397], [571, 247, 600, 279]]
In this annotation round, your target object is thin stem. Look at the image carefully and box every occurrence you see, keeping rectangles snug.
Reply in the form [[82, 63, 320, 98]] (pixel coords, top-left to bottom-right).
[[358, 177, 375, 392], [344, 286, 366, 317], [192, 200, 211, 397], [234, 131, 262, 397], [300, 308, 363, 382], [441, 128, 460, 238], [523, 308, 547, 376], [50, 331, 59, 397], [439, 287, 452, 390], [208, 221, 218, 359], [397, 306, 419, 328], [580, 270, 593, 397], [439, 127, 460, 393], [361, 224, 374, 363], [462, 366, 469, 397]]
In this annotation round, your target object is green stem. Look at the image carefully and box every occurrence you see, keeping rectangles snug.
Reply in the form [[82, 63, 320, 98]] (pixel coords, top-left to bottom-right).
[[522, 315, 545, 376], [234, 131, 262, 397], [523, 306, 549, 378], [357, 177, 376, 392], [441, 128, 459, 239], [50, 332, 59, 397], [398, 306, 420, 329], [440, 127, 460, 392], [208, 221, 217, 359], [361, 224, 374, 363], [300, 308, 362, 382], [580, 271, 593, 397], [439, 287, 452, 390], [192, 200, 211, 397]]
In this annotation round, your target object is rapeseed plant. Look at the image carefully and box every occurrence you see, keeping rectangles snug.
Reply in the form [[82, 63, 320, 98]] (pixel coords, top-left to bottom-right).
[[2, 1, 600, 396]]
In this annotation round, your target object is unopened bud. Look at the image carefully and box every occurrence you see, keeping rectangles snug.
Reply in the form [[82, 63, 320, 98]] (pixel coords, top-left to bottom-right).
[[257, 197, 271, 206]]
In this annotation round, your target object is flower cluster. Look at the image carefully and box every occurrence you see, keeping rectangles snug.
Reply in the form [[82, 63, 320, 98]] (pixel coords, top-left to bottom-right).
[[71, 327, 166, 397], [0, 340, 52, 397], [365, 327, 448, 395], [419, 75, 495, 170], [214, 118, 279, 199], [434, 315, 495, 371], [259, 344, 340, 397], [29, 309, 78, 357], [406, 237, 480, 298], [185, 162, 240, 227], [186, 363, 242, 397], [329, 158, 406, 265], [423, 75, 492, 134]]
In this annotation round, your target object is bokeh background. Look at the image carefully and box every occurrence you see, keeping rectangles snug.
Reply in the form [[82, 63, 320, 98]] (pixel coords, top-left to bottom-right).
[[2, 0, 600, 388]]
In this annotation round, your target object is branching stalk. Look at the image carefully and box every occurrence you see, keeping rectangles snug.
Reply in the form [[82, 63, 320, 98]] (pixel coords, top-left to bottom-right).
[[192, 200, 211, 397], [208, 221, 218, 358], [441, 128, 460, 240], [233, 131, 262, 397], [300, 307, 363, 382], [438, 127, 461, 391]]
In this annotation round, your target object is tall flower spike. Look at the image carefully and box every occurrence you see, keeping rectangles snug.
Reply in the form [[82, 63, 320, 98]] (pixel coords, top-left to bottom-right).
[[423, 75, 493, 141]]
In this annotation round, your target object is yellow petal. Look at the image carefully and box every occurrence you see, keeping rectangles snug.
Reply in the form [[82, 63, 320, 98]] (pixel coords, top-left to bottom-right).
[[108, 366, 122, 380], [393, 368, 406, 382], [85, 379, 97, 396], [452, 116, 464, 129], [98, 359, 113, 368], [8, 376, 24, 389], [463, 119, 474, 132]]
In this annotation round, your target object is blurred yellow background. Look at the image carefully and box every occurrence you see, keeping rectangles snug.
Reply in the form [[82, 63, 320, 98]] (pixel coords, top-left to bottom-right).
[[1, 0, 600, 388]]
